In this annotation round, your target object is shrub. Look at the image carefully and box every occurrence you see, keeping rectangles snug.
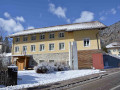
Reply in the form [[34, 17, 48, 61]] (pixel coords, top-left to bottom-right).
[[34, 62, 70, 73]]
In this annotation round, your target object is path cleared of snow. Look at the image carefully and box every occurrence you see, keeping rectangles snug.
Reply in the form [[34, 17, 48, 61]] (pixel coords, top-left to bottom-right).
[[1, 69, 102, 90]]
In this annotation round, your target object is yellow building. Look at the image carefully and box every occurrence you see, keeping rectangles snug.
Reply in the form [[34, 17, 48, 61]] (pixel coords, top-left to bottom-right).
[[106, 42, 120, 57], [9, 21, 106, 70]]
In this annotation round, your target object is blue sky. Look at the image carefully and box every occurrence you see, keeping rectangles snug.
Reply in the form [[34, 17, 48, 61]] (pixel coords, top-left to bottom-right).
[[0, 0, 120, 34]]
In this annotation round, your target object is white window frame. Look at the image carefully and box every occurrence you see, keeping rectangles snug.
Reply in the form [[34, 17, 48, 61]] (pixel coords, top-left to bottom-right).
[[49, 43, 54, 51], [31, 35, 36, 41], [59, 42, 65, 50], [40, 44, 45, 51], [23, 46, 27, 52], [23, 36, 28, 42], [31, 45, 36, 52], [39, 60, 44, 63], [15, 37, 20, 42], [49, 60, 54, 63], [59, 32, 64, 38], [83, 38, 90, 47], [15, 46, 19, 53], [49, 33, 54, 39], [113, 49, 116, 52], [40, 33, 45, 40]]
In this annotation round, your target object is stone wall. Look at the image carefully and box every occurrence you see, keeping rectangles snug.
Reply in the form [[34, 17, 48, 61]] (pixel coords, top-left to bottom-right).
[[29, 52, 69, 66]]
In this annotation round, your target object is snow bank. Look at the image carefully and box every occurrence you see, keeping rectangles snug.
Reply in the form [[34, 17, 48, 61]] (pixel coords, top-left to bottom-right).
[[1, 69, 102, 90]]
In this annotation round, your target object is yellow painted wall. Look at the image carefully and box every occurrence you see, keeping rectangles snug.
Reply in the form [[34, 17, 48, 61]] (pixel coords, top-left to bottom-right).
[[74, 30, 101, 50], [12, 29, 101, 55]]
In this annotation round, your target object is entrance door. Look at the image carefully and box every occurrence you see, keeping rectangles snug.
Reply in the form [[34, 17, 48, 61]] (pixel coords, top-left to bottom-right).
[[17, 59, 24, 70]]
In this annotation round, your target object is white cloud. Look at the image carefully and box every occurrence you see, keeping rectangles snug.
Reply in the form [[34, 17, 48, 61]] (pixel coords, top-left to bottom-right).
[[16, 16, 25, 22], [27, 26, 34, 29], [4, 12, 11, 18], [99, 16, 106, 21], [111, 8, 116, 14], [0, 12, 25, 33], [49, 3, 70, 23], [74, 11, 94, 23], [49, 3, 66, 18]]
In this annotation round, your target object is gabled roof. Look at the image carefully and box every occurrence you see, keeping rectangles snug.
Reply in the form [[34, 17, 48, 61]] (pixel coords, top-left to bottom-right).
[[106, 42, 120, 48], [9, 21, 106, 38]]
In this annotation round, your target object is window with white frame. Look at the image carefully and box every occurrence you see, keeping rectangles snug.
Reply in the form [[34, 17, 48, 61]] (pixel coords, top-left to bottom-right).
[[39, 60, 44, 63], [40, 33, 45, 40], [15, 37, 20, 42], [23, 36, 28, 42], [31, 45, 35, 52], [113, 49, 116, 52], [49, 43, 54, 51], [59, 43, 65, 50], [59, 32, 64, 38], [84, 38, 90, 47], [49, 60, 54, 63], [40, 44, 45, 51], [23, 46, 27, 52], [49, 33, 54, 39], [15, 46, 19, 53], [31, 35, 36, 41]]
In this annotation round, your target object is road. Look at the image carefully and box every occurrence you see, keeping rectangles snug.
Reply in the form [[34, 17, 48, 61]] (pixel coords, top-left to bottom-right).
[[68, 71, 120, 90]]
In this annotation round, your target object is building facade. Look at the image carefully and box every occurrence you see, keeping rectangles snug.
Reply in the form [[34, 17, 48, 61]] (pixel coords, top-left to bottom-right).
[[9, 21, 106, 70], [106, 42, 120, 57]]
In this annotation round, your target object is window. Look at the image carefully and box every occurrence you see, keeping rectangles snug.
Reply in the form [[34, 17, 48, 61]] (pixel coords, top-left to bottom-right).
[[31, 45, 35, 52], [15, 46, 19, 53], [23, 46, 27, 52], [49, 33, 54, 39], [49, 60, 54, 63], [23, 36, 28, 42], [15, 37, 20, 42], [49, 43, 54, 51], [31, 35, 36, 41], [59, 32, 64, 38], [40, 44, 45, 51], [59, 43, 65, 50], [113, 49, 116, 52], [84, 38, 90, 47], [39, 60, 44, 63], [40, 33, 45, 40]]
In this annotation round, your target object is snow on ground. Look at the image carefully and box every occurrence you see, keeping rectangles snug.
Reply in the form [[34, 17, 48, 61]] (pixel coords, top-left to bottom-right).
[[1, 69, 102, 90]]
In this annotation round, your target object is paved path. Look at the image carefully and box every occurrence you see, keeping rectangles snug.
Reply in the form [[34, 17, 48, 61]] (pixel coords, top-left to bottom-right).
[[69, 71, 120, 90]]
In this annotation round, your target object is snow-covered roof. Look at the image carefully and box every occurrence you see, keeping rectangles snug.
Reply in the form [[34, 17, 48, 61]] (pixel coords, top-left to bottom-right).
[[9, 21, 106, 37], [106, 42, 120, 48]]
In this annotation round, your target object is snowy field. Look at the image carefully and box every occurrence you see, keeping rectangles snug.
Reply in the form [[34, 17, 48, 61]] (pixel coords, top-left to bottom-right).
[[1, 69, 102, 90]]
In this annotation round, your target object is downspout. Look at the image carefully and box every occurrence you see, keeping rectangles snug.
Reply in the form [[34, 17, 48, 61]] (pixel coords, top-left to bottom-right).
[[96, 31, 100, 50]]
